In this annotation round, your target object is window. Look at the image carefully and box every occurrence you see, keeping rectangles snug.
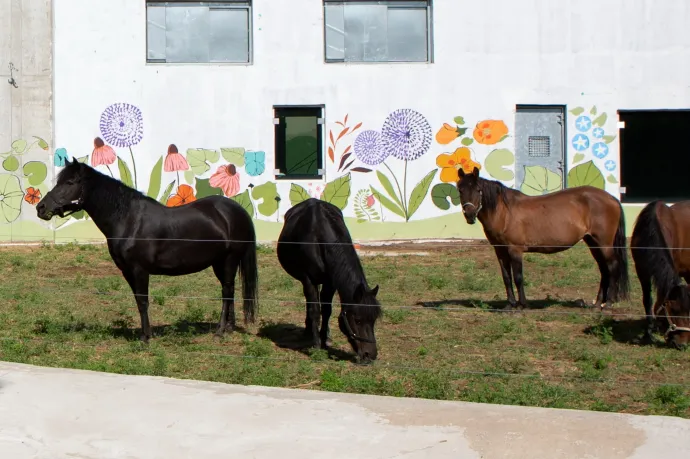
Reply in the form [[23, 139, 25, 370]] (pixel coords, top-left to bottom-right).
[[146, 1, 252, 63], [274, 107, 324, 180], [324, 1, 432, 63]]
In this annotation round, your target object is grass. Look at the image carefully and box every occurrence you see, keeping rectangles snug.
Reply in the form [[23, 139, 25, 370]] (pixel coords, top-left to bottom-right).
[[0, 241, 689, 418]]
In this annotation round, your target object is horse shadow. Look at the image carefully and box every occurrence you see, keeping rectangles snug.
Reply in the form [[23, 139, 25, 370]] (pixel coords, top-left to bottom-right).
[[584, 317, 671, 348], [60, 319, 244, 341], [257, 322, 355, 362], [416, 297, 588, 312]]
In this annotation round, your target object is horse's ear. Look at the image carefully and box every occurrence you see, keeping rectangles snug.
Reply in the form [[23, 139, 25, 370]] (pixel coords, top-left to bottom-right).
[[472, 167, 480, 178], [370, 284, 379, 297], [458, 168, 465, 178]]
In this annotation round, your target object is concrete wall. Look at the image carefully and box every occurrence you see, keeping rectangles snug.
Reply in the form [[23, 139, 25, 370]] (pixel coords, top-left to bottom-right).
[[0, 0, 53, 241], [6, 0, 690, 243]]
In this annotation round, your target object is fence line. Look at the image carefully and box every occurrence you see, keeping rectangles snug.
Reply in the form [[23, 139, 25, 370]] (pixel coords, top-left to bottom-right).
[[0, 335, 687, 389]]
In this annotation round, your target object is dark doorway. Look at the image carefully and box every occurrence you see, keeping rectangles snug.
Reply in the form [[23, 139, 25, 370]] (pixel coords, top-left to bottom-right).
[[619, 110, 690, 203]]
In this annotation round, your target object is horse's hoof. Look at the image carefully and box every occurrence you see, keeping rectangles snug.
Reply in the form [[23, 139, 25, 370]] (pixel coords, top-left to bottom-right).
[[139, 335, 150, 344]]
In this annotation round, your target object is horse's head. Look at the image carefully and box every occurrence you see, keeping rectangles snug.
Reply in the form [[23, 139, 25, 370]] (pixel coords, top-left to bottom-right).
[[456, 167, 482, 224], [339, 283, 381, 364], [661, 285, 690, 349], [36, 158, 87, 220]]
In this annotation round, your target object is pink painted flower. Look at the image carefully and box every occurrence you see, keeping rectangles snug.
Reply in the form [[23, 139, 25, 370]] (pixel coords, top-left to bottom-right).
[[210, 164, 241, 197], [91, 137, 116, 167], [164, 144, 189, 172], [366, 194, 376, 207]]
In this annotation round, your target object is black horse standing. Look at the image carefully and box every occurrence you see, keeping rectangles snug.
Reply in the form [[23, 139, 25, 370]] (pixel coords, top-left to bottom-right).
[[36, 159, 258, 341], [277, 198, 382, 363]]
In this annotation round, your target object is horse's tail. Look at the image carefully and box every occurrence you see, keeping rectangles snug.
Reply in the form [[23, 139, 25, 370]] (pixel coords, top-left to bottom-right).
[[239, 219, 259, 324], [609, 199, 631, 302], [631, 200, 679, 303]]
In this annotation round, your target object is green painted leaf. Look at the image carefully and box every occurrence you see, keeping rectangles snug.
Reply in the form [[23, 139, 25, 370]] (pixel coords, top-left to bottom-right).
[[520, 165, 563, 196], [592, 113, 608, 127], [606, 174, 618, 184], [321, 173, 351, 210], [376, 170, 403, 208], [590, 106, 597, 115], [147, 156, 163, 200], [499, 134, 509, 143], [195, 178, 223, 198], [184, 170, 195, 184], [158, 180, 176, 205], [407, 169, 437, 220], [23, 161, 48, 186], [461, 137, 474, 146], [11, 139, 27, 154], [573, 152, 585, 164], [76, 155, 89, 164], [33, 136, 49, 150], [485, 148, 515, 181], [221, 147, 246, 167], [569, 107, 585, 116], [0, 173, 25, 223], [603, 135, 616, 144], [431, 183, 461, 211], [289, 183, 310, 206], [117, 157, 134, 188], [251, 181, 280, 217], [2, 155, 19, 172], [453, 116, 465, 125], [69, 210, 86, 221], [187, 148, 220, 175], [231, 189, 254, 217], [370, 185, 405, 218], [567, 160, 605, 190]]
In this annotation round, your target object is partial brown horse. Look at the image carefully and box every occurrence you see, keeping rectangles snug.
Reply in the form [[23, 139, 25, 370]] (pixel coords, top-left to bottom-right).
[[456, 167, 630, 310], [630, 200, 690, 348]]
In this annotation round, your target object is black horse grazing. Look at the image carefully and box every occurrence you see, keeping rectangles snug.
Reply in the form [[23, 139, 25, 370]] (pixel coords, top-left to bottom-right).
[[277, 198, 382, 363], [36, 159, 258, 342]]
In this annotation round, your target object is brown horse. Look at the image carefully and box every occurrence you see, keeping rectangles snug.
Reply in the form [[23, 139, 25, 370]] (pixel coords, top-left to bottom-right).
[[456, 167, 630, 310], [630, 200, 690, 347]]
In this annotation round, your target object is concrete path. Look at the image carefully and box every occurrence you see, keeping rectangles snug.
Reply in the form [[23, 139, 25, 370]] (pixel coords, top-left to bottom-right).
[[1, 362, 689, 458]]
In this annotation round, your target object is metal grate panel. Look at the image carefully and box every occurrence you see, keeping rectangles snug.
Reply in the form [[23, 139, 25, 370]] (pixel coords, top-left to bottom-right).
[[528, 136, 550, 157]]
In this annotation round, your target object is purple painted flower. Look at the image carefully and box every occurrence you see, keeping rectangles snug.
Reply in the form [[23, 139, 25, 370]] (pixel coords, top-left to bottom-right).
[[353, 130, 388, 166], [380, 109, 432, 161], [99, 103, 144, 148]]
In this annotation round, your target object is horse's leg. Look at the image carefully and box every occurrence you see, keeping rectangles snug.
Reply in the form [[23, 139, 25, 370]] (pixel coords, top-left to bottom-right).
[[508, 249, 527, 309], [638, 273, 656, 344], [212, 257, 239, 337], [319, 282, 336, 348], [301, 279, 321, 348], [494, 247, 517, 310], [122, 268, 152, 342], [584, 237, 609, 310]]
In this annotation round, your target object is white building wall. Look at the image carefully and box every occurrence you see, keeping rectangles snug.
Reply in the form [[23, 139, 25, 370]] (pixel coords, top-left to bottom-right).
[[48, 0, 690, 240]]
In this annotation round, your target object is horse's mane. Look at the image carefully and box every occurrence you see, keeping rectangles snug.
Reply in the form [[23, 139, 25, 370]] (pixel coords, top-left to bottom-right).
[[477, 176, 513, 212]]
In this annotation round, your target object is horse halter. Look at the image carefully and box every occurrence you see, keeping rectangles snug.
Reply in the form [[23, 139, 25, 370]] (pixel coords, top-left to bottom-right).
[[339, 311, 376, 344], [462, 189, 483, 215], [658, 301, 690, 339]]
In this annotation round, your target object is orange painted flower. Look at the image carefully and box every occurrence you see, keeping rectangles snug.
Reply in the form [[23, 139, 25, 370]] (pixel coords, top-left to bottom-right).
[[436, 123, 462, 145], [210, 164, 241, 197], [436, 147, 482, 183], [166, 184, 197, 207], [24, 187, 41, 205], [91, 137, 116, 167], [164, 144, 189, 172], [473, 120, 509, 145]]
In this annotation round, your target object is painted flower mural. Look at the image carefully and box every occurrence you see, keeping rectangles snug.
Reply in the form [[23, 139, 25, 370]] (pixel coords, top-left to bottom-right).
[[353, 130, 387, 166], [436, 147, 482, 183], [99, 102, 144, 190], [210, 164, 241, 198], [91, 137, 116, 172], [328, 114, 369, 174], [167, 184, 197, 207], [472, 120, 509, 145], [381, 108, 432, 162], [568, 105, 618, 187]]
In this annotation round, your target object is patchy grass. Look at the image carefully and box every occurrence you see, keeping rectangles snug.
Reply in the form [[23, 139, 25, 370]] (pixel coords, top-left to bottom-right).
[[0, 241, 688, 418]]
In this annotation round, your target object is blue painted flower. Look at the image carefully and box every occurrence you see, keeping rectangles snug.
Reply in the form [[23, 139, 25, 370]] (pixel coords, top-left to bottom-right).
[[571, 134, 590, 152], [381, 108, 432, 161], [605, 160, 616, 171], [575, 116, 592, 132], [354, 130, 388, 166], [99, 103, 144, 148], [592, 127, 605, 139], [244, 150, 266, 176], [592, 142, 609, 159], [54, 148, 69, 167]]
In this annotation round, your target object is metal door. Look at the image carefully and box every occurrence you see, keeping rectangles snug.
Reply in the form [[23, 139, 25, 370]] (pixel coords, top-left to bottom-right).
[[514, 106, 565, 191]]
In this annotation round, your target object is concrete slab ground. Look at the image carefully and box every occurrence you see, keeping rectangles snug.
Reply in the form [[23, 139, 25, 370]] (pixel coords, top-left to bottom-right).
[[1, 362, 689, 459]]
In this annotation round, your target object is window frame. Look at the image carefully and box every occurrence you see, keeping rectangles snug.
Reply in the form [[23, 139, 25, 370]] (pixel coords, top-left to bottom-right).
[[145, 0, 254, 65], [273, 106, 325, 181], [322, 0, 434, 64]]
